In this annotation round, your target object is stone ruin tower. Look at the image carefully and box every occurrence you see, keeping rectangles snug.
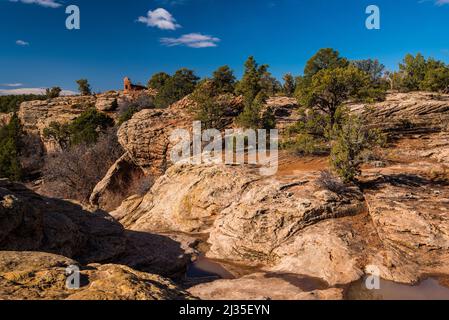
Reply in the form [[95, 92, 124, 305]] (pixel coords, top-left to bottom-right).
[[123, 77, 146, 93], [123, 77, 132, 93]]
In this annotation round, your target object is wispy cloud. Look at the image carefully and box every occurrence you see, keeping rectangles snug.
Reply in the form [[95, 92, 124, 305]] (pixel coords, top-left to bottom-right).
[[9, 0, 62, 8], [138, 8, 181, 30], [435, 0, 449, 5], [16, 40, 30, 46], [0, 83, 24, 87], [0, 88, 77, 96], [160, 33, 220, 48], [419, 0, 449, 6]]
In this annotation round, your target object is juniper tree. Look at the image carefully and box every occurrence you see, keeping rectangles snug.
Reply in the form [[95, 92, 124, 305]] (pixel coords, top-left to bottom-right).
[[76, 79, 92, 96]]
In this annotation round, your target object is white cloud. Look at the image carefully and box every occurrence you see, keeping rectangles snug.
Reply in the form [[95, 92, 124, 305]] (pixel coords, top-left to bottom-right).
[[138, 8, 181, 30], [436, 0, 449, 5], [16, 40, 29, 46], [160, 33, 220, 48], [0, 88, 77, 96], [9, 0, 62, 8], [0, 83, 23, 87]]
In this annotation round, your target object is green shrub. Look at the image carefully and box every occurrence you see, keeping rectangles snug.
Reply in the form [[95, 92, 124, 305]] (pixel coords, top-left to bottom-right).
[[76, 79, 92, 96], [282, 108, 331, 155], [351, 59, 385, 83], [330, 115, 384, 183], [154, 68, 199, 108], [0, 114, 23, 181], [392, 53, 449, 93], [237, 92, 275, 130], [147, 72, 171, 90], [45, 87, 62, 99], [212, 65, 236, 94], [191, 82, 226, 130], [235, 57, 277, 129], [296, 65, 373, 127], [44, 109, 114, 149], [304, 48, 349, 79], [282, 133, 328, 155], [0, 95, 46, 113], [282, 73, 296, 97], [421, 66, 449, 92]]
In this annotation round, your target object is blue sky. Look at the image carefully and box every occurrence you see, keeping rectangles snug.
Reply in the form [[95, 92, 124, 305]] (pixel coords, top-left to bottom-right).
[[1, 0, 449, 94]]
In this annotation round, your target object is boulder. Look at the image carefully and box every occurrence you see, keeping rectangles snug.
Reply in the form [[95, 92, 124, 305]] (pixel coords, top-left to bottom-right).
[[0, 179, 125, 263], [188, 272, 343, 300], [0, 251, 193, 300], [206, 171, 365, 264], [117, 108, 191, 175], [0, 179, 193, 277], [89, 153, 146, 211], [112, 163, 259, 232], [95, 97, 118, 111]]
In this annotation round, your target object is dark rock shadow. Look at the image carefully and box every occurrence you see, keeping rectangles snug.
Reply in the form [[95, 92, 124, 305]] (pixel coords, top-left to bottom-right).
[[263, 272, 329, 292], [1, 180, 192, 280], [113, 230, 193, 280], [361, 173, 449, 191]]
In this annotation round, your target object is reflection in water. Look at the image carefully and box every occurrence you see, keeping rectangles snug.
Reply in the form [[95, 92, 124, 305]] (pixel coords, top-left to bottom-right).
[[188, 257, 449, 300], [347, 277, 449, 300], [186, 256, 235, 280]]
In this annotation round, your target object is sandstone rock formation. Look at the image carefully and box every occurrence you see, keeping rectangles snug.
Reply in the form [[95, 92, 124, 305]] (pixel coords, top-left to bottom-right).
[[19, 96, 97, 137], [188, 272, 343, 300], [362, 165, 449, 283], [112, 120, 449, 290], [206, 172, 365, 265], [117, 95, 243, 175], [0, 179, 193, 277], [111, 162, 368, 287], [266, 96, 300, 134], [95, 95, 118, 112], [350, 92, 449, 133], [95, 94, 297, 209], [0, 112, 12, 126], [8, 91, 449, 300], [89, 153, 146, 212], [0, 178, 125, 263], [112, 163, 260, 233], [17, 90, 156, 153], [0, 251, 193, 300]]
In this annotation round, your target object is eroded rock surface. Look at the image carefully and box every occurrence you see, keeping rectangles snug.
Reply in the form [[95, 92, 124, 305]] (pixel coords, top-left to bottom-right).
[[0, 251, 193, 300], [0, 179, 125, 263], [0, 179, 192, 277], [90, 153, 146, 211], [117, 95, 243, 175], [112, 163, 260, 232], [188, 273, 343, 300], [363, 166, 449, 283], [112, 162, 367, 287], [17, 91, 155, 153], [207, 172, 365, 264], [350, 92, 449, 133]]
